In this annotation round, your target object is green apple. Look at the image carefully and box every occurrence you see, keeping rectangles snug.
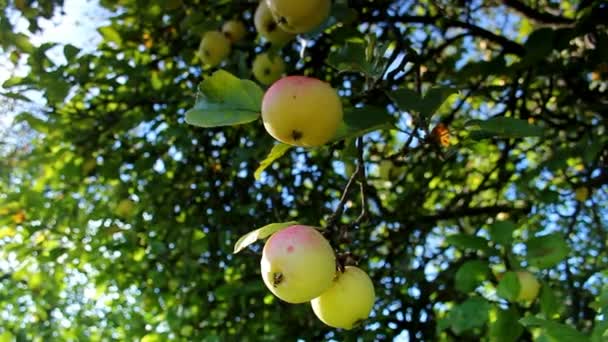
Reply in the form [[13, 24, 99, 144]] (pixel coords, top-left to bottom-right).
[[266, 0, 330, 33], [311, 266, 375, 330], [254, 1, 294, 45], [260, 225, 336, 303], [261, 76, 343, 147], [222, 20, 247, 43], [516, 271, 540, 302], [198, 31, 231, 67], [252, 52, 286, 85], [116, 198, 136, 218], [575, 187, 589, 202]]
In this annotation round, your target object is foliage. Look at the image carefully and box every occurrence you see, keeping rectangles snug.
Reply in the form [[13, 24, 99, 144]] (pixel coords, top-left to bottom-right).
[[1, 0, 607, 340]]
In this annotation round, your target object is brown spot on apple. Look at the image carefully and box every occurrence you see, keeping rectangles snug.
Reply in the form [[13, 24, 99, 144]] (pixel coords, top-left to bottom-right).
[[291, 130, 303, 141]]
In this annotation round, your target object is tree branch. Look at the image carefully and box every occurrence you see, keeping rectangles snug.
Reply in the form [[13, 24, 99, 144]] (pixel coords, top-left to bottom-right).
[[502, 0, 575, 26]]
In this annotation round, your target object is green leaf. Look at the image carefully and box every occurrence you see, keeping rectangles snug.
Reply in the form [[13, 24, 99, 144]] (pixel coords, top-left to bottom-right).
[[466, 117, 545, 139], [333, 106, 393, 141], [489, 307, 523, 342], [388, 86, 458, 118], [488, 220, 517, 245], [63, 44, 80, 61], [15, 112, 49, 133], [387, 88, 423, 113], [418, 86, 459, 118], [233, 221, 299, 253], [2, 76, 26, 88], [327, 40, 386, 77], [185, 70, 263, 127], [14, 33, 34, 53], [540, 283, 561, 319], [525, 234, 570, 269], [445, 234, 491, 253], [496, 271, 521, 302], [448, 297, 491, 334], [98, 26, 122, 46], [524, 28, 555, 62], [519, 316, 589, 342], [0, 331, 15, 342], [45, 79, 71, 104], [254, 143, 292, 180], [591, 320, 608, 342], [455, 260, 490, 292]]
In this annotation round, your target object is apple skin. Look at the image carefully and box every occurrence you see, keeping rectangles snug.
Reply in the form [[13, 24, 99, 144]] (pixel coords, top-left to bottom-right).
[[516, 271, 540, 302], [311, 266, 375, 330], [116, 199, 136, 218], [575, 187, 589, 202], [198, 31, 231, 67], [252, 53, 286, 85], [261, 76, 343, 147], [260, 225, 336, 304], [266, 0, 330, 33], [254, 1, 294, 45], [222, 20, 247, 43]]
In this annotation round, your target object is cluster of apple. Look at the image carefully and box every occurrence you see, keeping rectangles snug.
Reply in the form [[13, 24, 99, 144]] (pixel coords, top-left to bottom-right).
[[261, 225, 375, 329], [198, 0, 333, 85], [198, 20, 246, 67]]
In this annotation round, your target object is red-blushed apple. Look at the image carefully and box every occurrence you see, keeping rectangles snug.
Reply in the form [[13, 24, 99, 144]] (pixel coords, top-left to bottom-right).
[[198, 31, 231, 67], [265, 0, 330, 33], [516, 271, 540, 302], [254, 1, 294, 45], [260, 225, 336, 303], [261, 76, 343, 147], [252, 52, 285, 85], [311, 266, 375, 329], [222, 20, 247, 43]]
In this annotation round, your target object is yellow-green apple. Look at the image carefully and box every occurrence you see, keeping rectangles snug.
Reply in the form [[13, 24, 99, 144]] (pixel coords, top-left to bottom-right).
[[260, 225, 336, 303], [198, 31, 231, 67], [575, 187, 589, 202], [116, 199, 136, 218], [252, 52, 286, 85], [311, 266, 375, 329], [265, 0, 331, 33], [254, 1, 294, 45], [516, 271, 540, 302], [261, 76, 343, 147], [222, 20, 247, 43]]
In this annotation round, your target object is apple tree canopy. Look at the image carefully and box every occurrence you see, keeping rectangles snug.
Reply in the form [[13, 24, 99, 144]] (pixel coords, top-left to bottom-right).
[[1, 0, 607, 340]]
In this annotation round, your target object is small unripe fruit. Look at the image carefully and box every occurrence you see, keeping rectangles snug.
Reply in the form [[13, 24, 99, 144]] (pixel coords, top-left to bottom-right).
[[261, 76, 343, 147], [260, 225, 336, 303], [116, 199, 136, 218], [516, 271, 540, 302], [222, 20, 247, 43], [252, 53, 285, 85], [254, 1, 294, 45], [311, 266, 375, 330], [575, 187, 589, 202], [198, 31, 231, 67], [266, 0, 330, 33]]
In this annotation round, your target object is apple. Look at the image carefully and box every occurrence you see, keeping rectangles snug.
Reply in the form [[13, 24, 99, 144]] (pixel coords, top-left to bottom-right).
[[266, 0, 330, 33], [198, 31, 231, 67], [222, 20, 247, 43], [261, 76, 343, 147], [252, 52, 286, 85], [116, 198, 136, 218], [260, 225, 336, 303], [311, 266, 375, 330], [254, 1, 294, 45], [516, 271, 540, 302], [575, 187, 589, 202]]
